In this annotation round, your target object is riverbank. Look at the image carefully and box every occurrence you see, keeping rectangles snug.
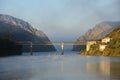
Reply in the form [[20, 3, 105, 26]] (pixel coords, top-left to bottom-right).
[[80, 52, 120, 57], [80, 45, 120, 57]]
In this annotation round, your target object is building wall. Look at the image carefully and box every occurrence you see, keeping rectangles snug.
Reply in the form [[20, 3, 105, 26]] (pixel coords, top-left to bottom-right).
[[99, 44, 107, 51], [86, 41, 96, 51], [102, 37, 110, 43], [86, 37, 111, 52]]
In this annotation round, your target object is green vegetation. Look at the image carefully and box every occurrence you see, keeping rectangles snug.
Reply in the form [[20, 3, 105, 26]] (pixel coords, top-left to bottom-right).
[[80, 43, 102, 56], [0, 36, 22, 57], [80, 26, 120, 56], [106, 26, 120, 39], [103, 39, 120, 56]]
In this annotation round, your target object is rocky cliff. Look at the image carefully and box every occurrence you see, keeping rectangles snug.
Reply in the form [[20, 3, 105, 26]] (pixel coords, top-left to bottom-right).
[[0, 14, 56, 52], [73, 21, 120, 51]]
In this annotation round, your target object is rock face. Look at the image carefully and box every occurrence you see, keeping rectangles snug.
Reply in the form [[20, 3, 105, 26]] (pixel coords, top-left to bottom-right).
[[0, 14, 56, 52], [73, 21, 120, 51]]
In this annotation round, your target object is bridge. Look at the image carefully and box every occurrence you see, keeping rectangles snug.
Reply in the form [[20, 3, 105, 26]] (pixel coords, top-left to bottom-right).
[[16, 41, 86, 55]]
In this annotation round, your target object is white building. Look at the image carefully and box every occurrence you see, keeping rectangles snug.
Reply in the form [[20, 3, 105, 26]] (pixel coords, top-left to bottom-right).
[[102, 37, 111, 43], [86, 41, 96, 51], [99, 44, 107, 51]]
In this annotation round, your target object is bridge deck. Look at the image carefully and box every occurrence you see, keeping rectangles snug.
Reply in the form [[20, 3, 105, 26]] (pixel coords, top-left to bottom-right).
[[16, 41, 86, 55], [16, 41, 86, 45]]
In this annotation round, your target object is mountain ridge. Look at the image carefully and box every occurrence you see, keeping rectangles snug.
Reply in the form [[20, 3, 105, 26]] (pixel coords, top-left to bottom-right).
[[0, 14, 56, 52]]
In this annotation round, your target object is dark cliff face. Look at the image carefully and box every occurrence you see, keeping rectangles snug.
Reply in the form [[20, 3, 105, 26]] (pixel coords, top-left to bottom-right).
[[0, 37, 22, 57], [73, 21, 120, 51], [0, 14, 56, 52]]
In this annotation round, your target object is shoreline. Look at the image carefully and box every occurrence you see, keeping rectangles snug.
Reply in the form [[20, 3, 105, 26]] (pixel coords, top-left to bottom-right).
[[80, 53, 120, 57]]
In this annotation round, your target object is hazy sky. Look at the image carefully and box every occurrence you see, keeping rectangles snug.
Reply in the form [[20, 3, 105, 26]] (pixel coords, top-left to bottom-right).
[[0, 0, 120, 41]]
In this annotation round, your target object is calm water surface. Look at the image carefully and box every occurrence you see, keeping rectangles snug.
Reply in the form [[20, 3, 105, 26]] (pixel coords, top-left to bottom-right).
[[0, 51, 120, 80]]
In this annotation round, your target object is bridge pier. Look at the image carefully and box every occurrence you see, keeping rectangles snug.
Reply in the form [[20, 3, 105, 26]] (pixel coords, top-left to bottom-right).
[[61, 42, 64, 55]]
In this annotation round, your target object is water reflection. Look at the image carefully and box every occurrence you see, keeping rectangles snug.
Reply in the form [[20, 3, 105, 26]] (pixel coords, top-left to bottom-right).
[[86, 57, 120, 80], [0, 55, 120, 80], [110, 62, 120, 80], [61, 61, 64, 73]]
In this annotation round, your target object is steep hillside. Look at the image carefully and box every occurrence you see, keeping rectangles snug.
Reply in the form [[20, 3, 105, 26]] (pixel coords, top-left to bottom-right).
[[106, 26, 120, 39], [73, 21, 120, 51], [0, 14, 56, 52], [81, 25, 120, 56]]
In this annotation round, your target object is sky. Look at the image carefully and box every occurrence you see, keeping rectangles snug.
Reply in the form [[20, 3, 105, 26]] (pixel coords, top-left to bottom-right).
[[0, 0, 120, 41]]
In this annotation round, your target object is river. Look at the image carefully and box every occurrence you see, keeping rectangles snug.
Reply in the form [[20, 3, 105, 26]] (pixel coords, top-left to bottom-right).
[[0, 45, 120, 80]]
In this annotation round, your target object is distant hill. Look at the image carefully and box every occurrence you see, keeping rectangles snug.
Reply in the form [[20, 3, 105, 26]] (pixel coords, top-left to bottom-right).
[[0, 14, 56, 52], [73, 21, 120, 51]]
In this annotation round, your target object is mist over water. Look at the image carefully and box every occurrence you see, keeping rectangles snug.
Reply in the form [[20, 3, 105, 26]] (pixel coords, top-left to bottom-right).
[[0, 53, 120, 80], [0, 44, 120, 80]]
